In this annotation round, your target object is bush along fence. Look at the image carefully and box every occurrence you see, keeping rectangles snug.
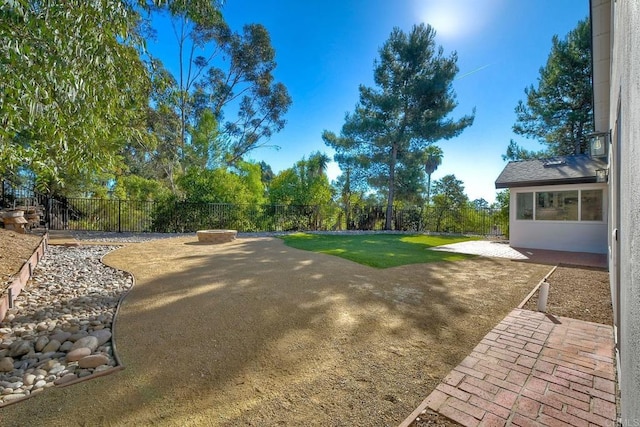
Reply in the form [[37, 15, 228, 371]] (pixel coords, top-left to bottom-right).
[[1, 181, 508, 235]]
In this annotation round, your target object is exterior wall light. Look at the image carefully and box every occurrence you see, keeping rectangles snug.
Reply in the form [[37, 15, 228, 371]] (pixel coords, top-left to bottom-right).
[[588, 131, 610, 158], [596, 168, 609, 183]]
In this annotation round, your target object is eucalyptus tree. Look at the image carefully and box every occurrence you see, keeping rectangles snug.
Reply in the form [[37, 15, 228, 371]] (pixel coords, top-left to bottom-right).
[[145, 6, 292, 174], [191, 22, 292, 165], [155, 0, 223, 159], [0, 0, 151, 193], [324, 24, 474, 229]]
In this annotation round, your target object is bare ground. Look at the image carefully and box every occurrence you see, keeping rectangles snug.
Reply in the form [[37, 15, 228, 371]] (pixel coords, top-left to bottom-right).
[[0, 228, 43, 284], [0, 232, 608, 426], [522, 265, 612, 325]]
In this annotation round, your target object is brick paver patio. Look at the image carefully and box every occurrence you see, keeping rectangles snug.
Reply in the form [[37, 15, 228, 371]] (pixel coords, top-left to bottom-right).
[[400, 308, 617, 427]]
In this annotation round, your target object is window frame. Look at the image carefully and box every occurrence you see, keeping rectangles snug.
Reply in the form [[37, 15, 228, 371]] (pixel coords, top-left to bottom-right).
[[513, 187, 605, 223], [535, 190, 579, 221]]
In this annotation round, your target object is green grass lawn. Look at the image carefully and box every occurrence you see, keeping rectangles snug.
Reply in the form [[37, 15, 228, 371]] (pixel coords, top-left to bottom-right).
[[279, 233, 479, 268]]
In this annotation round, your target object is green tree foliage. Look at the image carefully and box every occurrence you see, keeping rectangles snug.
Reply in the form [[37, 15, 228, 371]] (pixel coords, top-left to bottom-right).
[[330, 152, 370, 230], [429, 174, 469, 232], [423, 145, 443, 204], [192, 22, 292, 165], [154, 0, 222, 157], [324, 24, 474, 229], [258, 161, 275, 188], [1, 0, 151, 193], [235, 161, 267, 206], [432, 174, 468, 210], [501, 139, 547, 162], [137, 7, 291, 192], [268, 152, 335, 230], [269, 152, 333, 207], [393, 151, 428, 206], [508, 18, 592, 159], [120, 59, 222, 193], [186, 109, 222, 169], [113, 175, 171, 201], [140, 101, 182, 191], [472, 198, 489, 210], [177, 163, 265, 205], [492, 190, 510, 236]]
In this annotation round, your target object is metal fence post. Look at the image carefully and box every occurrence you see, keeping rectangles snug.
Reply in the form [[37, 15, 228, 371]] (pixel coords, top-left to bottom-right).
[[174, 200, 179, 233], [46, 196, 52, 230], [118, 199, 122, 233]]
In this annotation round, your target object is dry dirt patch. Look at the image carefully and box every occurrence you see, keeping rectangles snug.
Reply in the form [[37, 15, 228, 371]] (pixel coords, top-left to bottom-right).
[[0, 228, 43, 284], [0, 236, 549, 426], [522, 265, 612, 325]]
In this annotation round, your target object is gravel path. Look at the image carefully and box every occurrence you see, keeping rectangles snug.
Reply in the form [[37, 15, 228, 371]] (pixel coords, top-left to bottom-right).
[[0, 245, 132, 404]]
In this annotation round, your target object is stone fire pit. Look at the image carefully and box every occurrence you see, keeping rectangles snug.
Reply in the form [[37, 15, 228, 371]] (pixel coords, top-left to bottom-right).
[[196, 229, 237, 244]]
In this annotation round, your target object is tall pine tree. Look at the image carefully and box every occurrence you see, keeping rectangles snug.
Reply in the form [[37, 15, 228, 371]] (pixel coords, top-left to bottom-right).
[[323, 23, 474, 229], [507, 18, 592, 159]]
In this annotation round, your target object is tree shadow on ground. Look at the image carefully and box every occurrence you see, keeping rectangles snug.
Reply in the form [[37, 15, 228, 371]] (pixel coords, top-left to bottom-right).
[[0, 237, 550, 427]]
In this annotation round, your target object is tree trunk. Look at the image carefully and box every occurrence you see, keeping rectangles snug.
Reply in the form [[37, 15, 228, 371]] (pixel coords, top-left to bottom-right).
[[426, 173, 432, 205], [385, 145, 397, 230], [575, 120, 584, 155]]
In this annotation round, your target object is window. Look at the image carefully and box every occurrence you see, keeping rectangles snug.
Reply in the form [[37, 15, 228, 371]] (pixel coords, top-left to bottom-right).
[[581, 190, 604, 221], [514, 189, 604, 222], [516, 193, 533, 220], [536, 191, 578, 221]]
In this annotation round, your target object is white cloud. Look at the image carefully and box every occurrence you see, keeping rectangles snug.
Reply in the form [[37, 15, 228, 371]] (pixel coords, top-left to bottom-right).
[[412, 0, 505, 41]]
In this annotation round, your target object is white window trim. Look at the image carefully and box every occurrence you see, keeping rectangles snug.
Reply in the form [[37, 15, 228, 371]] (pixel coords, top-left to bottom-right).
[[513, 187, 606, 224]]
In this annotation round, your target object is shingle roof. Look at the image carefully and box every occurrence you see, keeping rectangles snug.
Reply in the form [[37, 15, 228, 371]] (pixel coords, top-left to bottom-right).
[[495, 155, 608, 189]]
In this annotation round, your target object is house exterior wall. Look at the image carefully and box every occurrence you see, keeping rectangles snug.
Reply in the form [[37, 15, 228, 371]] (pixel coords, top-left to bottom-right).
[[509, 183, 608, 254], [608, 0, 640, 421]]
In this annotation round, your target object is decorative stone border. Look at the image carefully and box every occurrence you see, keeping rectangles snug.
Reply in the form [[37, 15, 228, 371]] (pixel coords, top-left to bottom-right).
[[0, 242, 135, 408], [0, 233, 48, 322], [196, 229, 237, 244]]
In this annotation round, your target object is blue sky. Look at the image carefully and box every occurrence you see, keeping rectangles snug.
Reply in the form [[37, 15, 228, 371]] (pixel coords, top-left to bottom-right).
[[147, 0, 590, 204]]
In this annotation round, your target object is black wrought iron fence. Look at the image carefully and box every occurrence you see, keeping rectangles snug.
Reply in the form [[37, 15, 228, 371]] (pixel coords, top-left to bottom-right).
[[149, 202, 320, 233], [48, 198, 156, 232], [1, 180, 508, 236], [44, 198, 323, 233], [343, 205, 507, 236], [1, 179, 41, 210]]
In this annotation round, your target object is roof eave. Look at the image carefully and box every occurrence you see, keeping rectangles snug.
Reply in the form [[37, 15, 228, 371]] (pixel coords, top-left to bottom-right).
[[495, 177, 600, 189]]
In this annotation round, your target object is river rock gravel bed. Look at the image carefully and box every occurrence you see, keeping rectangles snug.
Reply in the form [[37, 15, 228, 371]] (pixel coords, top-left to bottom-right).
[[0, 245, 131, 405]]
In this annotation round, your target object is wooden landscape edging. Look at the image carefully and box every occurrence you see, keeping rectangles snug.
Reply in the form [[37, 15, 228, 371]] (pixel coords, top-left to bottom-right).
[[0, 232, 48, 322]]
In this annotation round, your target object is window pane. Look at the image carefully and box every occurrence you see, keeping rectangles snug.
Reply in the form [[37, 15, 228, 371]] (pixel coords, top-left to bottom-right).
[[516, 193, 533, 220], [581, 190, 603, 221], [535, 191, 578, 221]]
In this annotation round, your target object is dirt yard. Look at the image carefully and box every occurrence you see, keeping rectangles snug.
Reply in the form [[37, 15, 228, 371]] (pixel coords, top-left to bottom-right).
[[0, 231, 599, 426], [522, 265, 612, 325], [0, 229, 43, 284]]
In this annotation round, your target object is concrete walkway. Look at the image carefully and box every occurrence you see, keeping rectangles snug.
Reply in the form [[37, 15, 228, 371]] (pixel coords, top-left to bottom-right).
[[431, 241, 608, 269], [400, 309, 617, 427]]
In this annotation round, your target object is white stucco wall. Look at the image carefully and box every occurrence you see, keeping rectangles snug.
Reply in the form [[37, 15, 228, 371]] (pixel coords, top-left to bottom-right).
[[608, 0, 640, 421], [509, 183, 608, 254]]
